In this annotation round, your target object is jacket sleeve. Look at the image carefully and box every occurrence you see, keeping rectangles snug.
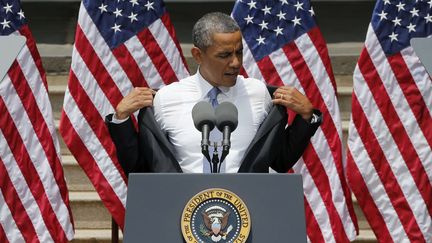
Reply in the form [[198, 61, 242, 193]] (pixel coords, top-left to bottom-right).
[[270, 110, 322, 172], [105, 114, 146, 175]]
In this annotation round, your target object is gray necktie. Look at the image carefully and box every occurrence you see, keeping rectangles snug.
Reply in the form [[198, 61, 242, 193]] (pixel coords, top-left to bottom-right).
[[208, 87, 220, 108], [203, 87, 222, 173]]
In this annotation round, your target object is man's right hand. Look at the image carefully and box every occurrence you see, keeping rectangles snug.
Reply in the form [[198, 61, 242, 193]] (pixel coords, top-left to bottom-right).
[[115, 87, 156, 120]]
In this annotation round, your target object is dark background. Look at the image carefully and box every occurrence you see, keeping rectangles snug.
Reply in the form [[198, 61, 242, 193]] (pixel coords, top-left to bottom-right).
[[21, 0, 375, 44]]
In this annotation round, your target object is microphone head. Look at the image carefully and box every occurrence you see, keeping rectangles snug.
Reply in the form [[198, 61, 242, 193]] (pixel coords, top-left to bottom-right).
[[215, 102, 238, 131], [192, 101, 216, 131]]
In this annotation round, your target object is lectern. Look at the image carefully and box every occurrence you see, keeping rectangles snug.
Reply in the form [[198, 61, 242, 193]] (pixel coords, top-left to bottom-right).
[[124, 173, 307, 243], [0, 35, 26, 83]]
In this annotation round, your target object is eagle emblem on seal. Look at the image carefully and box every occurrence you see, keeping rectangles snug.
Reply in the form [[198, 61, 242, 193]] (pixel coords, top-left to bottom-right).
[[201, 206, 233, 242]]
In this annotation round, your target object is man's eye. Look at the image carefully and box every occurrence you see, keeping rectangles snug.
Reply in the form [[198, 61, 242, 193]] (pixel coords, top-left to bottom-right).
[[219, 53, 230, 58]]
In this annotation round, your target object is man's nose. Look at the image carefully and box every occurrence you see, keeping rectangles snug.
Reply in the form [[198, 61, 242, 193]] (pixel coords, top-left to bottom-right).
[[230, 54, 241, 68]]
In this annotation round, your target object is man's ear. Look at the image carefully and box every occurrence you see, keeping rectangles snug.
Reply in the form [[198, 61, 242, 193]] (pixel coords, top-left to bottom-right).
[[191, 46, 202, 65]]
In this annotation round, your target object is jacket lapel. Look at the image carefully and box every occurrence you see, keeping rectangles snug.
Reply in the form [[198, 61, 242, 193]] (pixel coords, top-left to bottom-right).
[[239, 104, 287, 169], [138, 107, 179, 162]]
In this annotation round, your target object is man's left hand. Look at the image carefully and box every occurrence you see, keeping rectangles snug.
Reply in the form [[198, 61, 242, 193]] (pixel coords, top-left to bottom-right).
[[272, 86, 314, 121]]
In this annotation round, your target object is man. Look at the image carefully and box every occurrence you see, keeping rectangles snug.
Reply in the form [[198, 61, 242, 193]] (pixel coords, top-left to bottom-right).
[[106, 12, 321, 174]]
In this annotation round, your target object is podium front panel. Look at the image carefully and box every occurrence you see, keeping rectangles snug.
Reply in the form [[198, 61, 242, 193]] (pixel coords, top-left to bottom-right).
[[124, 173, 306, 243]]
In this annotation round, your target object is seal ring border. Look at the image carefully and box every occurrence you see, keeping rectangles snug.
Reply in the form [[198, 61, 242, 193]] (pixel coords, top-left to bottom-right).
[[180, 188, 251, 243]]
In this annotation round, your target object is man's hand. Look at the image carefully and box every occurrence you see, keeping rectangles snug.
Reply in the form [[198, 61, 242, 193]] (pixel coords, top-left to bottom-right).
[[115, 87, 156, 120], [272, 86, 314, 121]]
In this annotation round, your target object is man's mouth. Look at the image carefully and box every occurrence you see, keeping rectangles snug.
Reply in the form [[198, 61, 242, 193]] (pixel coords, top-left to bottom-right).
[[224, 72, 239, 76]]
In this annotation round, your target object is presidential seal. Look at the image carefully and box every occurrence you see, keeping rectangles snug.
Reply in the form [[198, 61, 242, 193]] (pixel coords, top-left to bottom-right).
[[181, 188, 251, 243]]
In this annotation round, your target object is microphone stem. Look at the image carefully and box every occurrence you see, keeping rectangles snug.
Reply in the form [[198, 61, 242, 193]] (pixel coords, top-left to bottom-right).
[[211, 142, 219, 173], [201, 145, 212, 173]]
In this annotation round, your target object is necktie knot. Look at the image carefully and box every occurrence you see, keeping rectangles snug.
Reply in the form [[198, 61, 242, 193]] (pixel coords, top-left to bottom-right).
[[208, 87, 220, 108]]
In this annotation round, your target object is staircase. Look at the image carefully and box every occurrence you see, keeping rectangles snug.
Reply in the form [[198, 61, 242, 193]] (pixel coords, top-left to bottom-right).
[[40, 42, 379, 242]]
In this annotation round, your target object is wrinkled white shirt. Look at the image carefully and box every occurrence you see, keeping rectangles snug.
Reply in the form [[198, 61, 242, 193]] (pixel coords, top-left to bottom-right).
[[153, 71, 272, 173]]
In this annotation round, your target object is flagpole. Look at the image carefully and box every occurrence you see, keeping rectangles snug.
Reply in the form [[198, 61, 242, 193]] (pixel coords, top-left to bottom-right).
[[112, 218, 119, 243]]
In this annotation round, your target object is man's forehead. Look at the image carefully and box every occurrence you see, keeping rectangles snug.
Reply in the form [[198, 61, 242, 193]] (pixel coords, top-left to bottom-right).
[[210, 31, 243, 48]]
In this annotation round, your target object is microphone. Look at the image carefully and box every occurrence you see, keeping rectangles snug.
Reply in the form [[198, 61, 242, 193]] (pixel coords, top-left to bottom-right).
[[192, 101, 216, 169], [215, 102, 238, 168]]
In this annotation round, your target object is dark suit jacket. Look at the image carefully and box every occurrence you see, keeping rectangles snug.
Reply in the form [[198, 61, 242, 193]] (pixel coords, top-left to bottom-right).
[[106, 87, 321, 174]]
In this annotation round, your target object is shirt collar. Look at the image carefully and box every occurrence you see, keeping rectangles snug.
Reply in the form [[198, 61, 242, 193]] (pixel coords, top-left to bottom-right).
[[195, 68, 235, 99]]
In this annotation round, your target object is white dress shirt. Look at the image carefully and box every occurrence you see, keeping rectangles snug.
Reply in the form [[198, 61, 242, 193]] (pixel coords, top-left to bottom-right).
[[153, 71, 272, 173]]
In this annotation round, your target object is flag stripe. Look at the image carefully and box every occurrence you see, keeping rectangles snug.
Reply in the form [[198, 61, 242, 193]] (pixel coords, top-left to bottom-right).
[[387, 53, 432, 147], [70, 49, 128, 184], [61, 0, 189, 230], [364, 28, 432, 178], [18, 26, 47, 90], [256, 56, 284, 86], [268, 49, 301, 89], [0, 155, 36, 243], [9, 59, 74, 234], [400, 47, 432, 115], [0, 121, 54, 242], [71, 47, 116, 119], [347, 108, 408, 242], [124, 35, 165, 89], [112, 44, 148, 88], [346, 149, 394, 243], [62, 88, 127, 206], [267, 47, 356, 239], [136, 28, 178, 85], [67, 70, 127, 182], [241, 41, 263, 80], [348, 5, 432, 238], [1, 2, 73, 241], [358, 48, 432, 218], [293, 160, 336, 243], [149, 15, 189, 80], [159, 13, 189, 75], [15, 45, 61, 152], [77, 4, 131, 96], [0, 216, 12, 243], [0, 81, 69, 242], [350, 89, 426, 242], [294, 34, 341, 132], [282, 40, 356, 234], [74, 26, 124, 107], [234, 1, 357, 240], [303, 146, 350, 242], [60, 110, 126, 226], [291, 33, 357, 233], [307, 27, 337, 92], [303, 197, 325, 243]]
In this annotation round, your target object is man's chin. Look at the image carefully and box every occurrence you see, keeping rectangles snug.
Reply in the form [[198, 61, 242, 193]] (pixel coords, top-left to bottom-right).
[[223, 75, 238, 87]]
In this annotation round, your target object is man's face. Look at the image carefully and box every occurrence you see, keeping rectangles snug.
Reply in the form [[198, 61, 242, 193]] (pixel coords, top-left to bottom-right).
[[193, 31, 243, 87]]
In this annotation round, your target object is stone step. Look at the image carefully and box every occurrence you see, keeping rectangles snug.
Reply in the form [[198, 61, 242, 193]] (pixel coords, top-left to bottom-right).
[[71, 229, 122, 243], [69, 191, 112, 230], [54, 120, 70, 155], [63, 155, 94, 192], [38, 43, 362, 76], [353, 230, 378, 243]]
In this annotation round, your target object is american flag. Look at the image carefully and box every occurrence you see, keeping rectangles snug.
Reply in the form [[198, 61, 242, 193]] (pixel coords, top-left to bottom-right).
[[346, 0, 432, 242], [0, 0, 74, 242], [59, 0, 189, 229], [232, 0, 358, 242]]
